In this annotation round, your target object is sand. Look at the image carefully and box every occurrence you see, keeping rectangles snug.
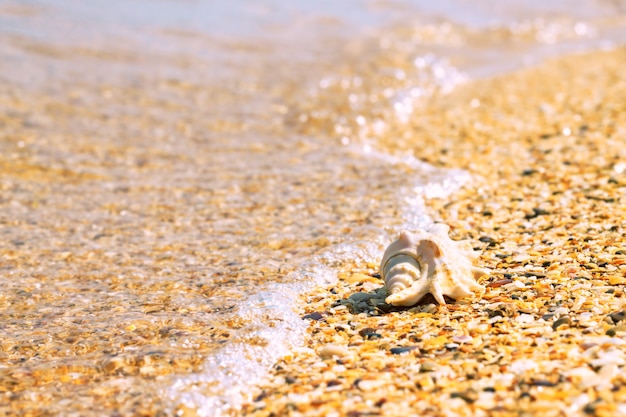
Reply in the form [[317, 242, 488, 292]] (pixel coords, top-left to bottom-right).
[[242, 49, 626, 416]]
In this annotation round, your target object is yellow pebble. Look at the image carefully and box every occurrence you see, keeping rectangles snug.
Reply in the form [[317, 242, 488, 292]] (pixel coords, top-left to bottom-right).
[[608, 276, 626, 285], [423, 335, 448, 350], [346, 273, 379, 284]]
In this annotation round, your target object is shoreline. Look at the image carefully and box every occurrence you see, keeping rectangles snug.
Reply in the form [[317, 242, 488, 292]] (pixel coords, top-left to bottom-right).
[[242, 48, 626, 416]]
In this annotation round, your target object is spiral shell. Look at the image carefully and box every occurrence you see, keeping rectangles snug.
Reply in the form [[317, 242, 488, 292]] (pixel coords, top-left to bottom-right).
[[380, 223, 488, 306]]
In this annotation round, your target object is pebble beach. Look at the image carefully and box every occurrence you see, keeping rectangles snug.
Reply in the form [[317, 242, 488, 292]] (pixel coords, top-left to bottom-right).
[[1, 1, 626, 416], [244, 49, 626, 416]]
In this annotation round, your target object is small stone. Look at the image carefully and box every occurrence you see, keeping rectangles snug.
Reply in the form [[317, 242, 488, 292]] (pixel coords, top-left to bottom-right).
[[583, 400, 603, 414], [354, 301, 370, 312], [479, 236, 497, 247], [359, 327, 377, 337], [529, 379, 557, 387], [608, 276, 626, 285], [552, 316, 571, 331], [606, 324, 626, 337], [357, 379, 386, 391], [348, 292, 374, 303], [487, 278, 513, 288], [416, 375, 435, 390], [525, 207, 550, 219], [318, 344, 350, 359], [608, 310, 626, 324], [515, 314, 535, 324], [347, 273, 379, 283], [362, 332, 382, 340], [390, 346, 418, 355], [302, 312, 324, 321], [450, 389, 478, 403], [451, 335, 473, 344], [369, 297, 387, 307], [420, 361, 438, 372]]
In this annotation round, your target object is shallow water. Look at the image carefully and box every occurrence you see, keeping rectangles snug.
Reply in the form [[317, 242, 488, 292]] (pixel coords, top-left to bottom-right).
[[2, 0, 626, 415]]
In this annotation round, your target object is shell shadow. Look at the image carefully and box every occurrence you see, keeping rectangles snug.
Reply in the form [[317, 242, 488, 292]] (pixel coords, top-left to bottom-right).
[[337, 286, 455, 314]]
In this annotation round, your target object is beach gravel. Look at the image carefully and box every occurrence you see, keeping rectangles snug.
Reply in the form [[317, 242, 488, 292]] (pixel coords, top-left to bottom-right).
[[243, 49, 626, 416]]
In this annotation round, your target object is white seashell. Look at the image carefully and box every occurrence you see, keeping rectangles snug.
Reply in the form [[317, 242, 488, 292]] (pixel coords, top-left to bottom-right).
[[380, 223, 488, 306]]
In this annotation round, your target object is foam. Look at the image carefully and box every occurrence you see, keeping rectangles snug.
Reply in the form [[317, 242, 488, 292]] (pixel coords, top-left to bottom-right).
[[164, 141, 469, 415]]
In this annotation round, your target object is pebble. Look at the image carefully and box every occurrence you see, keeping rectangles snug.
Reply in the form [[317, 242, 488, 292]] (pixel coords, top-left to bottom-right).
[[608, 310, 626, 323], [552, 316, 571, 330], [348, 292, 375, 303], [606, 324, 626, 336], [357, 379, 386, 392], [487, 278, 513, 288], [389, 346, 418, 355], [362, 332, 382, 340], [347, 273, 379, 283], [318, 344, 350, 359], [479, 236, 498, 247], [608, 276, 626, 285], [451, 335, 473, 344], [302, 312, 324, 321], [450, 389, 478, 403], [515, 314, 535, 323], [420, 361, 438, 372]]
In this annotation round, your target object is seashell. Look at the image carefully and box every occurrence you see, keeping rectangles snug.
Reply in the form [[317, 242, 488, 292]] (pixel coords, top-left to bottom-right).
[[380, 223, 488, 306]]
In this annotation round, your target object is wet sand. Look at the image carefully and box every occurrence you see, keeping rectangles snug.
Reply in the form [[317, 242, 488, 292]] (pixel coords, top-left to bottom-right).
[[243, 49, 626, 416]]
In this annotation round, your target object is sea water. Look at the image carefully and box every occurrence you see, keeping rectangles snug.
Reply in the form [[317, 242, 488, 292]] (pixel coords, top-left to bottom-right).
[[1, 1, 626, 415]]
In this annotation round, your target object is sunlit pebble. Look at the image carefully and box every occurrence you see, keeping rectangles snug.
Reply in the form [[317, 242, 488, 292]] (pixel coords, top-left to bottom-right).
[[562, 127, 572, 136], [410, 87, 423, 98], [452, 335, 473, 344], [433, 65, 446, 79], [372, 120, 386, 135], [395, 69, 406, 80], [414, 53, 435, 68], [341, 137, 350, 145], [17, 141, 25, 148], [614, 162, 626, 174], [393, 101, 407, 113], [356, 115, 366, 126], [574, 22, 588, 36], [470, 98, 480, 108], [319, 78, 331, 89]]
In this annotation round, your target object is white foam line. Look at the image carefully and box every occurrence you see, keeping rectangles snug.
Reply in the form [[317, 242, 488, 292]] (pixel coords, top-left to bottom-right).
[[164, 264, 335, 417], [164, 142, 471, 417]]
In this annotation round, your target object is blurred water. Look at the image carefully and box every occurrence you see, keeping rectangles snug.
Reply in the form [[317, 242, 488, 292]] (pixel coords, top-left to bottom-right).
[[2, 0, 626, 416]]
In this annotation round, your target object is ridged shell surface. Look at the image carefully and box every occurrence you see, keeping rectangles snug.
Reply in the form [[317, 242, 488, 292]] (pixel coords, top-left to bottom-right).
[[380, 223, 488, 306]]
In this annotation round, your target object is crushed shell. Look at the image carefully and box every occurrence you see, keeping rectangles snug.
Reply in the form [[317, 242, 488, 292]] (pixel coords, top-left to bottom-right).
[[242, 50, 626, 417]]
